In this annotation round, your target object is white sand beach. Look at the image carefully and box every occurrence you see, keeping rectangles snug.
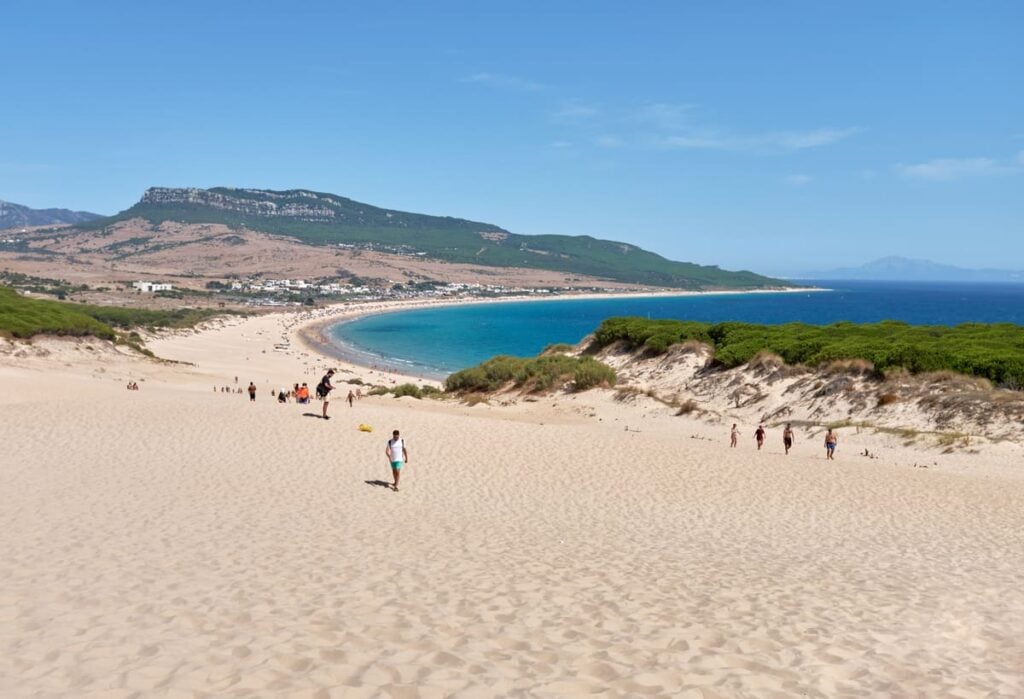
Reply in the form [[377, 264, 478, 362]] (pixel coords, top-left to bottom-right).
[[2, 306, 1023, 697]]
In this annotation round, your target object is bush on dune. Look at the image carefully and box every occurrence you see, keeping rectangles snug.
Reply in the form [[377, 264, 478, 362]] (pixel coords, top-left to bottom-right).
[[445, 354, 617, 394], [0, 285, 235, 343], [0, 286, 116, 340], [590, 316, 1024, 388], [392, 383, 423, 399]]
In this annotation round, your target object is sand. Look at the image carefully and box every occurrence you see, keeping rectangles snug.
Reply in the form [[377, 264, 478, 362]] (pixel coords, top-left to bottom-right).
[[1, 306, 1022, 697]]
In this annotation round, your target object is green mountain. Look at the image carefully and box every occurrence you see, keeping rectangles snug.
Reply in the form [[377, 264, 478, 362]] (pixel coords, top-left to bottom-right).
[[87, 187, 787, 290]]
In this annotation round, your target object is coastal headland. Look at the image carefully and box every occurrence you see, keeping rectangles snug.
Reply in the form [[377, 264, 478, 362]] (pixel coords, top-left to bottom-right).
[[2, 297, 1023, 696]]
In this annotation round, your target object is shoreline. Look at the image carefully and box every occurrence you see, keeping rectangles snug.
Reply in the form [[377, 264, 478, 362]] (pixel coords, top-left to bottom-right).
[[294, 285, 826, 382]]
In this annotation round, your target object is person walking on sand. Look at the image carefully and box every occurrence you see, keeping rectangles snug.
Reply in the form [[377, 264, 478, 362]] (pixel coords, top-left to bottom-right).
[[347, 389, 355, 407], [316, 369, 336, 419], [248, 381, 257, 402], [783, 423, 795, 455], [385, 429, 409, 492], [824, 428, 838, 460], [755, 424, 766, 450], [730, 423, 739, 448]]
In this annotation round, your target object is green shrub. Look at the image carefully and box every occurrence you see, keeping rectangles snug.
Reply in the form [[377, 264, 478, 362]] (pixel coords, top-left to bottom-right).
[[445, 354, 616, 394], [392, 383, 423, 399], [573, 357, 617, 390], [367, 386, 390, 396]]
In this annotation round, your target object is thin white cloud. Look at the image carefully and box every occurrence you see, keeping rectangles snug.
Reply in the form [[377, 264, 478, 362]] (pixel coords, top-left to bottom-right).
[[463, 72, 545, 92], [634, 103, 694, 130], [595, 135, 625, 148], [785, 174, 812, 185], [549, 140, 574, 149], [657, 127, 860, 152], [895, 155, 1021, 181], [767, 128, 861, 149], [552, 102, 598, 121]]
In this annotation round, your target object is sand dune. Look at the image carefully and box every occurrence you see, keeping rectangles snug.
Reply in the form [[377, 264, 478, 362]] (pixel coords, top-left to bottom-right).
[[1, 310, 1022, 697]]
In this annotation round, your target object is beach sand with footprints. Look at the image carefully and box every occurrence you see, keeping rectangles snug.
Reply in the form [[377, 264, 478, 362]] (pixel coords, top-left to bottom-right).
[[2, 307, 1022, 697]]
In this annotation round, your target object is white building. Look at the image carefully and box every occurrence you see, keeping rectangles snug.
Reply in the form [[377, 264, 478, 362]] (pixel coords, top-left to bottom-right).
[[133, 281, 174, 293]]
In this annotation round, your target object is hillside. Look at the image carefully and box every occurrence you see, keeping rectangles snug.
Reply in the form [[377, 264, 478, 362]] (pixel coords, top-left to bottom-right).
[[0, 199, 102, 229], [0, 285, 229, 343], [82, 187, 786, 290]]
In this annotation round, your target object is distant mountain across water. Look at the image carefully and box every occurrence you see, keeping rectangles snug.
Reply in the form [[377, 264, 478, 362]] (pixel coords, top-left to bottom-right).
[[809, 256, 1024, 283], [0, 199, 102, 229]]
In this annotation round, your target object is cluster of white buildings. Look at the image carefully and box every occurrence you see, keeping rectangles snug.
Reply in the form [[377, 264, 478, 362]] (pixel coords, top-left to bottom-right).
[[220, 277, 570, 299], [228, 278, 373, 296], [132, 281, 174, 293], [226, 278, 378, 294]]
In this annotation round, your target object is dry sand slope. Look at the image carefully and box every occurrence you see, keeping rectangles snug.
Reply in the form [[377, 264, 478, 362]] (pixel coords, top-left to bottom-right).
[[1, 319, 1023, 697]]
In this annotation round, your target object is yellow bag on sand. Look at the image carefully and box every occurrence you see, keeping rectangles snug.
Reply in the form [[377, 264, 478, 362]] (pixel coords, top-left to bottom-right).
[[358, 424, 373, 432]]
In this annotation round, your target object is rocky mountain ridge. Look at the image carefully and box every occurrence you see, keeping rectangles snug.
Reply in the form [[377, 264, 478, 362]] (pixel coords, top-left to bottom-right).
[[141, 188, 341, 223], [134, 187, 507, 233]]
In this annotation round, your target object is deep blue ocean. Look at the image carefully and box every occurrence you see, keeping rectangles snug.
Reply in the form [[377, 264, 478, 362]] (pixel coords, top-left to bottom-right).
[[328, 281, 1024, 379]]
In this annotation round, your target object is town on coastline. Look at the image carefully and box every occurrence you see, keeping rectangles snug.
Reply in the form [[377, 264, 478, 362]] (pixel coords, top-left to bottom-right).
[[1, 268, 661, 309]]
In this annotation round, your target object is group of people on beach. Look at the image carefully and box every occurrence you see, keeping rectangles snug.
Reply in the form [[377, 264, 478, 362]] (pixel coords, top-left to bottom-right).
[[731, 422, 839, 459], [236, 368, 364, 420], [237, 368, 409, 490], [278, 383, 312, 404], [306, 369, 360, 418], [125, 381, 140, 391]]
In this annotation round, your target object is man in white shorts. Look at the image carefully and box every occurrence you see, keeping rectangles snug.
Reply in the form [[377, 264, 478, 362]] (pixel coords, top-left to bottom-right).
[[385, 429, 409, 492]]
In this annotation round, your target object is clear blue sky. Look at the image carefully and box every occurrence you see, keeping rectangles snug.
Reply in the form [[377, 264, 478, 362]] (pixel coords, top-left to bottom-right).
[[2, 1, 1021, 276]]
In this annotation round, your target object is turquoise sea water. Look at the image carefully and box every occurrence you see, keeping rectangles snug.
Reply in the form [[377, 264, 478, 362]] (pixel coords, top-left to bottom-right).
[[327, 281, 1024, 379]]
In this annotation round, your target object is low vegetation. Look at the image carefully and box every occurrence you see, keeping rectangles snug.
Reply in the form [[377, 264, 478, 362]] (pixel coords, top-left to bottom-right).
[[445, 354, 616, 394], [591, 316, 1024, 388], [363, 383, 442, 399], [0, 285, 234, 348]]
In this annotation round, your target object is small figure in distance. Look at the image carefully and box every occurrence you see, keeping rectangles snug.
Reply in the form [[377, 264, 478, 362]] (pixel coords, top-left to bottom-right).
[[277, 389, 287, 403], [385, 429, 409, 492], [248, 381, 257, 402], [347, 389, 355, 407], [356, 387, 363, 400], [755, 424, 766, 451], [297, 382, 310, 404], [824, 428, 838, 460], [783, 423, 795, 455], [730, 423, 739, 448], [316, 369, 336, 419]]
